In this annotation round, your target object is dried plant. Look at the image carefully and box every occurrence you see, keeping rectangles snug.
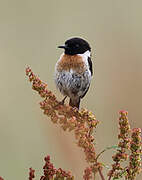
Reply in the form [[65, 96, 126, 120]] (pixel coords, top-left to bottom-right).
[[29, 168, 35, 180], [0, 67, 141, 180], [108, 110, 131, 179], [24, 67, 141, 180], [126, 128, 142, 179], [25, 67, 102, 179]]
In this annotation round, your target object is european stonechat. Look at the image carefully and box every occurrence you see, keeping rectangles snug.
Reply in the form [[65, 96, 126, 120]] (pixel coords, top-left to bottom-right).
[[55, 37, 93, 109]]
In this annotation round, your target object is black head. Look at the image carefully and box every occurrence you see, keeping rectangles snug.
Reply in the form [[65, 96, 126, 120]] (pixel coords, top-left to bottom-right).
[[58, 37, 91, 55]]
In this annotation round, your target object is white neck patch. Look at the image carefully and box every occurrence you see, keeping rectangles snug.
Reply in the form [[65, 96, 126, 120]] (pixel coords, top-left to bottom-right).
[[78, 50, 91, 58]]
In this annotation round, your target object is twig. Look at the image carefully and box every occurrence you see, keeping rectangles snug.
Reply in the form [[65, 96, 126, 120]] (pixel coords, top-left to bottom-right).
[[108, 171, 113, 180], [98, 167, 105, 180]]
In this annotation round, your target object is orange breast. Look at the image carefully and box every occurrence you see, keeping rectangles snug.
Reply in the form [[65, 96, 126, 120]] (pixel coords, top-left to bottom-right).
[[57, 54, 85, 74]]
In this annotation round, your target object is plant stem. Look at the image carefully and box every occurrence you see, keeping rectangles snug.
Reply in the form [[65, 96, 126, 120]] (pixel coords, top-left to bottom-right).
[[108, 171, 113, 180], [98, 167, 105, 180]]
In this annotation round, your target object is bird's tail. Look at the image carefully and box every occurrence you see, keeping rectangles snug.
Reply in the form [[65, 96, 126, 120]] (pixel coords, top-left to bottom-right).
[[69, 98, 80, 109]]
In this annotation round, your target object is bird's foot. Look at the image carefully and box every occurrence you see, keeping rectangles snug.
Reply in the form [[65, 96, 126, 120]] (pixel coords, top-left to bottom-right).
[[59, 96, 67, 105], [54, 96, 67, 108]]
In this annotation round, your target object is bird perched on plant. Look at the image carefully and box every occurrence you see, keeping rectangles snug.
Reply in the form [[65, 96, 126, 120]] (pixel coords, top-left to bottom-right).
[[55, 37, 93, 109]]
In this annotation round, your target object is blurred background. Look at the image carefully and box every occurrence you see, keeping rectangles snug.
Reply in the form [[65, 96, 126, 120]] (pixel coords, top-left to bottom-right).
[[0, 0, 142, 179]]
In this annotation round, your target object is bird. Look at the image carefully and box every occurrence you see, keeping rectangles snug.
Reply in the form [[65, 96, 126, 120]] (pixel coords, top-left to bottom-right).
[[55, 37, 93, 109]]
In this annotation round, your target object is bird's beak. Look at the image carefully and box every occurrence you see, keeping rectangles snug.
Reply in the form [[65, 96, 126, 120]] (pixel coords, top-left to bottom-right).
[[58, 45, 66, 49]]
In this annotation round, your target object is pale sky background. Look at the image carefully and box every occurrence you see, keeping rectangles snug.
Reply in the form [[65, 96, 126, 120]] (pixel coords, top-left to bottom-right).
[[0, 0, 142, 179]]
